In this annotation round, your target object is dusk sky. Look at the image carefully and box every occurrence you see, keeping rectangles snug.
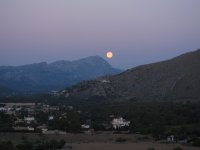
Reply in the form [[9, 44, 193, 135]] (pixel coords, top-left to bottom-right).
[[0, 0, 200, 69]]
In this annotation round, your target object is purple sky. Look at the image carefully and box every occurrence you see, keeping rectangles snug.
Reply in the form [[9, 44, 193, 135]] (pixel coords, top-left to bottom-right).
[[0, 0, 200, 69]]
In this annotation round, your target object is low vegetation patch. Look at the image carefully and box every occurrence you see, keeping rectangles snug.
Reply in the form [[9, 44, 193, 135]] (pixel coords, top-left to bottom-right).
[[173, 146, 183, 150], [147, 148, 155, 150], [115, 137, 127, 143]]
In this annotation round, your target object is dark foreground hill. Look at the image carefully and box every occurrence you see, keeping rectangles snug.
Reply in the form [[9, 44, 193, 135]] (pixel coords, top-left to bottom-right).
[[63, 49, 200, 102], [0, 56, 121, 94]]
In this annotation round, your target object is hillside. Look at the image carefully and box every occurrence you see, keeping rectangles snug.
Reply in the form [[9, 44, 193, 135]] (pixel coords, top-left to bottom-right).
[[63, 49, 200, 102], [0, 56, 121, 94]]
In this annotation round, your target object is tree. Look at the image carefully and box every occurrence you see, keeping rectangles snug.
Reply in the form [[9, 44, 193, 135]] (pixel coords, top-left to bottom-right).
[[0, 141, 15, 150]]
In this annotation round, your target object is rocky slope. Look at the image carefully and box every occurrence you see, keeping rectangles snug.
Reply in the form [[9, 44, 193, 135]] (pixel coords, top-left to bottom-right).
[[63, 49, 200, 102]]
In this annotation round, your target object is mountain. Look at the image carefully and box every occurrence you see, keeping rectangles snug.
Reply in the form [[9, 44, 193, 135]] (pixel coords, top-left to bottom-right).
[[0, 56, 121, 94], [62, 49, 200, 102], [0, 85, 17, 96]]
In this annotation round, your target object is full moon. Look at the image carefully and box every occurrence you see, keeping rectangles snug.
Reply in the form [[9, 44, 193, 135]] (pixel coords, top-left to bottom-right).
[[106, 51, 113, 59]]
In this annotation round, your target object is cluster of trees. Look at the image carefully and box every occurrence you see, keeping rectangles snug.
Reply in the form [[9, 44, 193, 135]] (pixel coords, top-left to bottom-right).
[[48, 110, 81, 133], [0, 140, 66, 150], [78, 100, 200, 140], [1, 94, 200, 144], [0, 113, 15, 131]]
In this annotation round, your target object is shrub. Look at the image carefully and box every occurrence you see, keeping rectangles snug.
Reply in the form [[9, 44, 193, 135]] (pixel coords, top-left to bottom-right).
[[192, 138, 200, 146], [147, 148, 155, 150], [115, 137, 127, 143], [0, 141, 15, 150], [173, 146, 183, 150], [16, 141, 33, 150]]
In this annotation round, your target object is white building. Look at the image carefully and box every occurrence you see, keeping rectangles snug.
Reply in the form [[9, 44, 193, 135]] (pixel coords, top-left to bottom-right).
[[24, 117, 35, 124], [41, 128, 48, 133], [49, 116, 54, 120], [81, 124, 90, 129], [167, 135, 175, 142], [27, 126, 35, 131], [111, 117, 130, 129], [0, 107, 6, 112], [101, 79, 110, 83]]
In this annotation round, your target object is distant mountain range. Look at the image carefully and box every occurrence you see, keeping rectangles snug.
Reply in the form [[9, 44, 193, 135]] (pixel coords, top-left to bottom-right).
[[0, 56, 121, 94], [62, 49, 200, 102]]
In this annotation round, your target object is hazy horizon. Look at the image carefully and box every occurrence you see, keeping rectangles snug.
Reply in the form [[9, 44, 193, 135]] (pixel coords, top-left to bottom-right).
[[0, 49, 199, 70], [1, 0, 200, 69]]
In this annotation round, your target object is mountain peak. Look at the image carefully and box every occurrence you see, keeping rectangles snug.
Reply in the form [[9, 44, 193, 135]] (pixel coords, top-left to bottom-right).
[[0, 56, 121, 94], [73, 55, 112, 68], [73, 55, 107, 63]]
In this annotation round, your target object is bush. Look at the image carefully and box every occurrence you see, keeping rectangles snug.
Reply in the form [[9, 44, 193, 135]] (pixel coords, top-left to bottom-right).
[[115, 137, 127, 143], [34, 144, 46, 150], [0, 141, 15, 150], [16, 141, 33, 150], [66, 145, 73, 149], [173, 146, 183, 150], [193, 138, 200, 146], [59, 139, 66, 148], [44, 139, 66, 149], [147, 148, 155, 150]]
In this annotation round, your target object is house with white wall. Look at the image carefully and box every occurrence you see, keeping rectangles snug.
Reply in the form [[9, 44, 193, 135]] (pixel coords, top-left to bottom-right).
[[111, 117, 130, 129]]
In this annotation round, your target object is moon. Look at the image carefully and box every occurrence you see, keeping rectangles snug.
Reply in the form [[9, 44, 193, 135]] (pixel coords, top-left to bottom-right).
[[106, 51, 113, 59]]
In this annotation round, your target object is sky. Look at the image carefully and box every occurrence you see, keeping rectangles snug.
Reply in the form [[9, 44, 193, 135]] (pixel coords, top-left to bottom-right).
[[0, 0, 200, 69]]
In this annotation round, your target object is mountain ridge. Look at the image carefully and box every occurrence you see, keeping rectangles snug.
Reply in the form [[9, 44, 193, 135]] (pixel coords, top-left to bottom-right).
[[0, 56, 121, 94], [62, 49, 200, 102]]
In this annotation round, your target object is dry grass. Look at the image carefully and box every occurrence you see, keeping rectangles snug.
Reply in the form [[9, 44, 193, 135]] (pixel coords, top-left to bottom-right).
[[0, 132, 199, 150], [0, 132, 150, 144], [71, 142, 199, 150]]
